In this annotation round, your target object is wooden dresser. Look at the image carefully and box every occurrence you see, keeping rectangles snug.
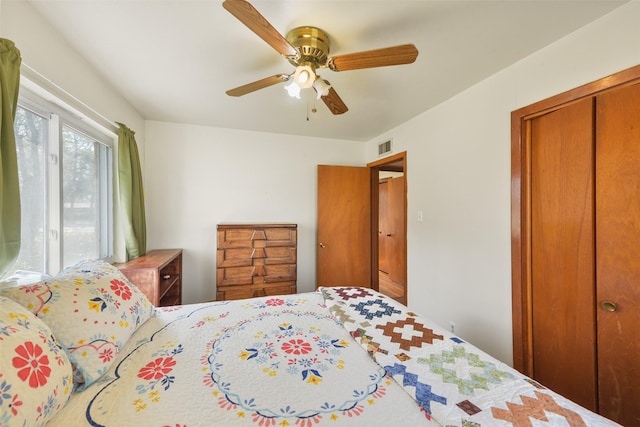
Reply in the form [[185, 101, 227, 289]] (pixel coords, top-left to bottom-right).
[[115, 249, 182, 307], [216, 223, 297, 301]]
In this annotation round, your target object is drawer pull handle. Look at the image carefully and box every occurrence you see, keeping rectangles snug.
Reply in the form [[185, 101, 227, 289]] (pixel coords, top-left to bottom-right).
[[319, 242, 326, 248], [600, 301, 617, 312]]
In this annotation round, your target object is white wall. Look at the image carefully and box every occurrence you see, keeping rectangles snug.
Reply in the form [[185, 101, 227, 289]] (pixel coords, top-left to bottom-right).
[[367, 1, 640, 365], [1, 1, 144, 141], [144, 121, 365, 303]]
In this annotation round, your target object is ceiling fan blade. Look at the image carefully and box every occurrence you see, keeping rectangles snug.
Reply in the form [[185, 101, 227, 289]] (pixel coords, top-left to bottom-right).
[[222, 0, 298, 58], [327, 44, 418, 71], [226, 74, 289, 97], [321, 87, 348, 115]]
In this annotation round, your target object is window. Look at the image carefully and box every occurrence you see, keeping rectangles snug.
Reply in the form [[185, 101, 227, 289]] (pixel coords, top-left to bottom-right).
[[7, 89, 115, 277]]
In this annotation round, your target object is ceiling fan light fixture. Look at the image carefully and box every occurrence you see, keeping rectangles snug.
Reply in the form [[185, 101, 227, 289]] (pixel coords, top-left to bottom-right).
[[313, 78, 331, 99], [284, 80, 302, 98], [293, 63, 316, 89]]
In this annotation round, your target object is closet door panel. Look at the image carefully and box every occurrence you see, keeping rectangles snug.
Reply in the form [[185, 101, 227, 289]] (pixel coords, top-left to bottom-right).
[[595, 83, 640, 425], [530, 97, 597, 410]]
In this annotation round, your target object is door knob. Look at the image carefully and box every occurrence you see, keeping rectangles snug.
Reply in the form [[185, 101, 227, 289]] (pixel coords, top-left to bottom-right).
[[319, 242, 326, 248], [600, 301, 618, 312]]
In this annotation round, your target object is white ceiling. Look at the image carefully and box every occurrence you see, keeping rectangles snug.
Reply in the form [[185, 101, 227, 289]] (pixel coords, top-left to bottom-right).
[[27, 0, 627, 142]]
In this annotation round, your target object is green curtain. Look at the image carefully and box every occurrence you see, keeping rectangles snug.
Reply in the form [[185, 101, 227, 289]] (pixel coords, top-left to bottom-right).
[[0, 39, 22, 276], [117, 122, 147, 261]]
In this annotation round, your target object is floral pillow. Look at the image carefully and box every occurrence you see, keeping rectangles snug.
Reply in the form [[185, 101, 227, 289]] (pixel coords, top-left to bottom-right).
[[0, 259, 155, 390], [0, 296, 73, 426]]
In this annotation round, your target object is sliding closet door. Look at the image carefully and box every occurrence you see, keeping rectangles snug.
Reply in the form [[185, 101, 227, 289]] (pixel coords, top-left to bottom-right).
[[595, 83, 640, 425], [513, 65, 640, 426], [530, 97, 597, 411]]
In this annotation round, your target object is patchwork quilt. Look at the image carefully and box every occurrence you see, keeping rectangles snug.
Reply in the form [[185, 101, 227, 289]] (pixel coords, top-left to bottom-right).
[[320, 286, 620, 427]]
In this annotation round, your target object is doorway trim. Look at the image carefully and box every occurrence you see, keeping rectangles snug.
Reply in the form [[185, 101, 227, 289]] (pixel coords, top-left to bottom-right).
[[511, 64, 640, 374], [368, 151, 407, 304]]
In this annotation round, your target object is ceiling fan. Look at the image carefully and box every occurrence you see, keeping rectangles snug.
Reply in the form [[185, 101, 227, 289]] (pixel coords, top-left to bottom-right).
[[222, 0, 419, 115]]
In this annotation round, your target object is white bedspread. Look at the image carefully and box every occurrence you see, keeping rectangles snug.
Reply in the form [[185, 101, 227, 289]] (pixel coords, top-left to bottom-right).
[[47, 291, 436, 426]]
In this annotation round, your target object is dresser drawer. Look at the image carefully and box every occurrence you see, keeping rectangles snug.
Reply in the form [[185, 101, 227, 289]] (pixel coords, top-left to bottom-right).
[[217, 263, 297, 287], [216, 282, 296, 301], [217, 247, 255, 268], [218, 226, 297, 249], [264, 246, 297, 264], [217, 246, 296, 268]]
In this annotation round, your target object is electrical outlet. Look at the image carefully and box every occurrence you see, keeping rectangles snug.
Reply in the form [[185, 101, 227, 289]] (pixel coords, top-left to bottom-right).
[[448, 321, 456, 334]]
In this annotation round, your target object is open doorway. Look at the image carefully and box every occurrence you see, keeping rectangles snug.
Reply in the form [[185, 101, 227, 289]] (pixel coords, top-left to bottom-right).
[[369, 152, 407, 304]]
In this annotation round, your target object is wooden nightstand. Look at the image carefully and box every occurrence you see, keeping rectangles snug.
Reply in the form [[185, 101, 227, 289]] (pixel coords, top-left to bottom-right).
[[115, 249, 183, 306]]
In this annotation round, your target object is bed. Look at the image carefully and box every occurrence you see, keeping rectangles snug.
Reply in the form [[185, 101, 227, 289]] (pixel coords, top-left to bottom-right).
[[0, 260, 620, 426]]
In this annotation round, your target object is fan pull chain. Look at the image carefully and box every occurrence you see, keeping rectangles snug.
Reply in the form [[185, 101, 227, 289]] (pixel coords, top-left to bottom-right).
[[305, 94, 318, 122]]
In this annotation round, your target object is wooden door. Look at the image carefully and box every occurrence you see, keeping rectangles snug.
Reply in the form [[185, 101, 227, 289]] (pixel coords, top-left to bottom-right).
[[317, 165, 371, 288], [530, 98, 598, 411], [387, 175, 406, 285], [378, 178, 391, 274], [595, 83, 640, 425]]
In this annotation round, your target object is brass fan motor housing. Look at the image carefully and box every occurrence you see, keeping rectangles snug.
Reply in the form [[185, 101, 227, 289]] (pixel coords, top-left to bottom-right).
[[286, 26, 330, 67]]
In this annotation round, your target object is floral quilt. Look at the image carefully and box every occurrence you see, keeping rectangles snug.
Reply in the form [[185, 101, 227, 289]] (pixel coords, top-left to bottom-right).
[[46, 292, 437, 426], [319, 287, 620, 427]]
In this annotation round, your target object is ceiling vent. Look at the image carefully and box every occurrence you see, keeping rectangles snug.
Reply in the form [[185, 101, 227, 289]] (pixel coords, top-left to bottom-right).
[[378, 139, 392, 156]]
